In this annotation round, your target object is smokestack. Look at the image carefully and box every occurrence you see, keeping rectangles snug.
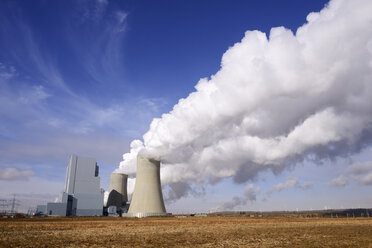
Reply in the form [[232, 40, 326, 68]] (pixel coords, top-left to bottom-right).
[[127, 155, 166, 217], [107, 173, 128, 208]]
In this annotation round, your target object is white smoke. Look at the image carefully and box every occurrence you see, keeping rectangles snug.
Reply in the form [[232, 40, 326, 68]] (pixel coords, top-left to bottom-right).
[[127, 177, 136, 199], [217, 184, 260, 211], [116, 0, 372, 201], [103, 190, 109, 207]]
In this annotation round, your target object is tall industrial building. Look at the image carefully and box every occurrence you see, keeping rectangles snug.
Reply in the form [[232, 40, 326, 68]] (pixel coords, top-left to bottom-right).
[[45, 155, 104, 216], [127, 155, 167, 217], [66, 155, 104, 216]]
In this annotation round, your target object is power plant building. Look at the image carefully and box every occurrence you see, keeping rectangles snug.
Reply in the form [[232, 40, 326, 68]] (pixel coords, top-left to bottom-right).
[[36, 154, 167, 218], [45, 155, 104, 216], [64, 155, 104, 216]]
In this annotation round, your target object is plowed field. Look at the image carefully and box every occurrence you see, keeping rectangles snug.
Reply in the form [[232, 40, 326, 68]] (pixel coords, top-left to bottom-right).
[[1, 217, 371, 247]]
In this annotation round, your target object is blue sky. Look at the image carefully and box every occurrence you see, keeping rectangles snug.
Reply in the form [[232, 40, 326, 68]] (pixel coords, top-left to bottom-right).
[[1, 0, 371, 213]]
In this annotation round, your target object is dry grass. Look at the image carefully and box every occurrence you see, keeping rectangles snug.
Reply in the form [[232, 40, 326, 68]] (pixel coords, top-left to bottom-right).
[[1, 216, 371, 247]]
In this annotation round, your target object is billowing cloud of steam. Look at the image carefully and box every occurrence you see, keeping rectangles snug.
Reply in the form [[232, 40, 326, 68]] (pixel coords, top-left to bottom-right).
[[116, 0, 372, 201]]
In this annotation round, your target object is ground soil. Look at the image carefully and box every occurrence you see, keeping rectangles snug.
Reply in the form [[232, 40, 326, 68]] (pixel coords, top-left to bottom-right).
[[0, 216, 371, 247]]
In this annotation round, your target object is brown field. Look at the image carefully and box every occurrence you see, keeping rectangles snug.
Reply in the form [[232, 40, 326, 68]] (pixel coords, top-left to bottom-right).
[[1, 216, 371, 248]]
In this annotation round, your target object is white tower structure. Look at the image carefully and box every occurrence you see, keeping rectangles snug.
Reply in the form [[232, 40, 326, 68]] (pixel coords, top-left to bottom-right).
[[107, 173, 128, 208], [64, 155, 104, 216], [127, 155, 167, 217]]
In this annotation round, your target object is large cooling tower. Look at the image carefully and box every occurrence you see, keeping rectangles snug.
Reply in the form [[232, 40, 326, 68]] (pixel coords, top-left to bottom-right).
[[107, 173, 128, 208], [127, 155, 166, 217]]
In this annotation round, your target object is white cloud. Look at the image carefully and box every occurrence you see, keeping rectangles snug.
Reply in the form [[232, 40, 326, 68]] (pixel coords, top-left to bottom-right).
[[117, 0, 372, 202], [347, 161, 372, 185], [300, 181, 314, 190], [327, 175, 349, 187], [217, 184, 260, 211], [267, 178, 313, 195], [18, 85, 51, 104], [0, 62, 17, 80], [116, 11, 128, 25], [78, 0, 109, 22], [0, 168, 35, 181], [15, 21, 74, 96], [97, 0, 108, 5], [113, 11, 128, 33], [244, 184, 260, 201], [272, 178, 299, 192], [138, 97, 167, 113]]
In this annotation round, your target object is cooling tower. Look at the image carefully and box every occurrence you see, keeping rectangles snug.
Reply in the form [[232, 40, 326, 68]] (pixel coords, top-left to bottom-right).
[[127, 155, 166, 217], [107, 173, 128, 208]]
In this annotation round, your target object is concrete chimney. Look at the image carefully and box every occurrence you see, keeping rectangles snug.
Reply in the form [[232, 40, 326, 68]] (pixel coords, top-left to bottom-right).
[[127, 155, 166, 217], [107, 173, 128, 208]]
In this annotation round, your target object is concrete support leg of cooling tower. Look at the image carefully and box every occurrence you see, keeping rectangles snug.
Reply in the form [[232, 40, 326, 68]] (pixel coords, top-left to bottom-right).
[[127, 155, 166, 217]]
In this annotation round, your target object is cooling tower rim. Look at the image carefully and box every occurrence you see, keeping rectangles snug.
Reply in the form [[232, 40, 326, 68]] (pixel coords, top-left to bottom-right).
[[111, 172, 128, 175], [137, 154, 160, 164]]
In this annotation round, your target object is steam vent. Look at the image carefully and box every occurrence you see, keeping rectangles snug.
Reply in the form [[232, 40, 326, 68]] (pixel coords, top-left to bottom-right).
[[127, 155, 167, 217]]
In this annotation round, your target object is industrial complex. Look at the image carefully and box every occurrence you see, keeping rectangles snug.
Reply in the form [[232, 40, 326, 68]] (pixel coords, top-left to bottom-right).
[[35, 154, 167, 217]]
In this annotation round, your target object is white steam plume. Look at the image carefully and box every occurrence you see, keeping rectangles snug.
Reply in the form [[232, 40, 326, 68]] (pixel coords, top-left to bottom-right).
[[116, 0, 372, 201]]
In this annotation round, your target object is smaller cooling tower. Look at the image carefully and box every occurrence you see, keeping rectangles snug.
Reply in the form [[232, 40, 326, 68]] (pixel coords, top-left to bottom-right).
[[127, 155, 166, 217], [107, 173, 128, 208]]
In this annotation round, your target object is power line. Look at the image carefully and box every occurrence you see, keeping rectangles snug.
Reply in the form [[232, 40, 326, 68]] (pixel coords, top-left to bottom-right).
[[0, 195, 20, 214]]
